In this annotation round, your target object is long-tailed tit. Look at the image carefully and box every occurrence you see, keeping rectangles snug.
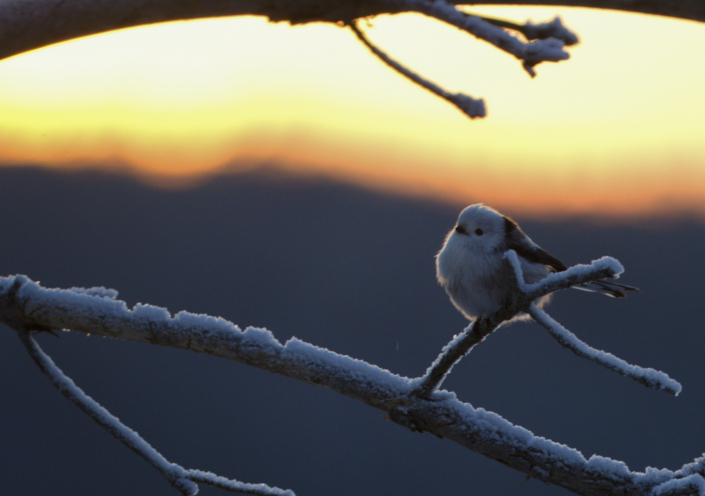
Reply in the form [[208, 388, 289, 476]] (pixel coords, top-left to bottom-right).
[[436, 204, 638, 320]]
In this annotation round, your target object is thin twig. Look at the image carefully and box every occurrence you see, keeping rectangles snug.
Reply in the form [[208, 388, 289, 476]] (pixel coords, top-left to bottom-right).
[[186, 470, 294, 496], [528, 305, 681, 395], [412, 253, 627, 397], [397, 0, 570, 76], [349, 20, 486, 118], [414, 251, 680, 397], [412, 314, 514, 397], [16, 330, 198, 495], [504, 250, 624, 301], [461, 11, 579, 46], [504, 251, 681, 395], [16, 329, 296, 496], [413, 321, 479, 397]]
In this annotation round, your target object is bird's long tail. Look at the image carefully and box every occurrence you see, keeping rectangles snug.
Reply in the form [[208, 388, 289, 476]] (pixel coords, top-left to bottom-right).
[[572, 279, 640, 298]]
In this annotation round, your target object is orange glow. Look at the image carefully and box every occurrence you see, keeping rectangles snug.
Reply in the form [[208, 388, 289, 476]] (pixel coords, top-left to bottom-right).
[[1, 8, 704, 220]]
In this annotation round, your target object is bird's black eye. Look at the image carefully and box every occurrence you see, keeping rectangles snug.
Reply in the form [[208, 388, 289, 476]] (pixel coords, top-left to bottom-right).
[[455, 225, 468, 235], [474, 228, 484, 236]]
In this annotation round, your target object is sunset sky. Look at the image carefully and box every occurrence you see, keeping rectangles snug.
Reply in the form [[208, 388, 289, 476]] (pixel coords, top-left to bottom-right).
[[1, 6, 704, 220]]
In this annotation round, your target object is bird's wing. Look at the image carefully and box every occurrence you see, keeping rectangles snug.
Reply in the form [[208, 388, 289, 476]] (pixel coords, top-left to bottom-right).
[[502, 217, 640, 298], [503, 216, 567, 272]]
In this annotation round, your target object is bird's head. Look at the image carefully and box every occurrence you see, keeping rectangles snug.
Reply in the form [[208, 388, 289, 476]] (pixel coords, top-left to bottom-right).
[[449, 204, 506, 254]]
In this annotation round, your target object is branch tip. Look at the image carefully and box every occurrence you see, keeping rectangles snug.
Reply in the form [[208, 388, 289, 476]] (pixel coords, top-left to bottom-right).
[[524, 17, 579, 46], [464, 11, 579, 46], [449, 93, 487, 119], [350, 20, 486, 119], [404, 0, 572, 74], [529, 305, 682, 396]]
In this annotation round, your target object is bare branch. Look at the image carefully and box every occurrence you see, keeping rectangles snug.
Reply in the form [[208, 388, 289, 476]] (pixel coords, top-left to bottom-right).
[[521, 16, 580, 45], [0, 0, 703, 64], [0, 0, 492, 62], [350, 21, 486, 118]]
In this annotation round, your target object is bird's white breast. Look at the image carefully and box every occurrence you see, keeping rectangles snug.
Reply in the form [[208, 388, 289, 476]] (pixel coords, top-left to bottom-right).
[[436, 233, 509, 319]]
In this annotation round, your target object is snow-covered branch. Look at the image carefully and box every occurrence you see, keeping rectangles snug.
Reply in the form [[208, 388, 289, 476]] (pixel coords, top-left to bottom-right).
[[1, 0, 702, 65], [5, 0, 704, 119], [350, 20, 486, 118], [15, 328, 294, 496], [1, 0, 701, 119], [412, 318, 504, 398], [651, 473, 705, 496], [503, 250, 681, 395], [397, 0, 570, 77], [528, 304, 681, 395], [0, 274, 691, 495], [347, 0, 574, 116], [1, 0, 574, 118], [504, 250, 625, 299], [411, 251, 662, 398], [470, 12, 579, 46]]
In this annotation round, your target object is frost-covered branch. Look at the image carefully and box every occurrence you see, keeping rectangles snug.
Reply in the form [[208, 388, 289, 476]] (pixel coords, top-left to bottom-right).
[[504, 250, 625, 300], [5, 0, 704, 119], [14, 327, 294, 496], [2, 0, 700, 119], [411, 252, 642, 397], [503, 250, 681, 395], [0, 273, 692, 495], [350, 21, 486, 118], [661, 456, 705, 496], [5, 0, 701, 64], [184, 470, 294, 495], [412, 318, 505, 398], [0, 0, 579, 64], [528, 304, 681, 395], [650, 473, 705, 496], [397, 0, 570, 77], [350, 0, 576, 116], [467, 11, 579, 46]]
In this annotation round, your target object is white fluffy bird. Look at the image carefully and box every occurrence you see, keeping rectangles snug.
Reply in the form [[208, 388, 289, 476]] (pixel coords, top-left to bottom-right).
[[436, 204, 638, 320]]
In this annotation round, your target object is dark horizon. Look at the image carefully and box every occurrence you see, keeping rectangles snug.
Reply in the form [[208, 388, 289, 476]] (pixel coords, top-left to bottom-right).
[[1, 165, 703, 496], [4, 161, 705, 228]]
